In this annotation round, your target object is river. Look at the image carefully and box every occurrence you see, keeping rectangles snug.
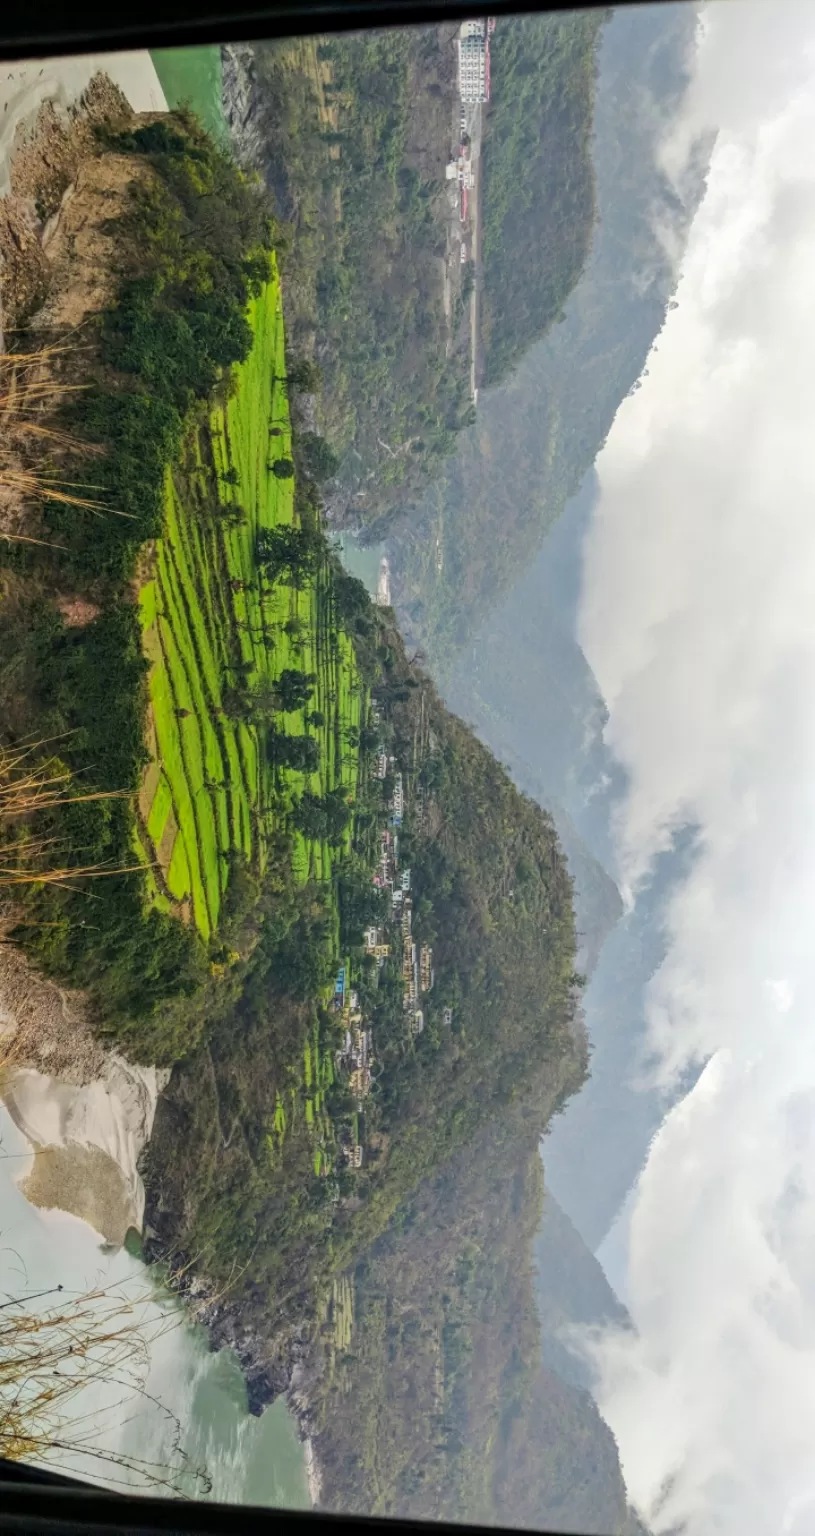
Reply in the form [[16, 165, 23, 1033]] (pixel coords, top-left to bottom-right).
[[0, 1105, 309, 1507]]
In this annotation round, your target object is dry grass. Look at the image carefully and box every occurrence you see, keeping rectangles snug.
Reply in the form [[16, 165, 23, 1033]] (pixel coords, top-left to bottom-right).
[[0, 1272, 210, 1495], [0, 341, 112, 543], [0, 737, 155, 893]]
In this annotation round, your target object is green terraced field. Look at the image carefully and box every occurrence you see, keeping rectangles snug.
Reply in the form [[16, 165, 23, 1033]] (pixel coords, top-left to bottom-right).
[[137, 265, 364, 939]]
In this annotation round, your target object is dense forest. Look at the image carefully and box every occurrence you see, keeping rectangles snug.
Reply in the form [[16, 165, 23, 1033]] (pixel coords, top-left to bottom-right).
[[391, 3, 705, 663], [480, 9, 604, 387]]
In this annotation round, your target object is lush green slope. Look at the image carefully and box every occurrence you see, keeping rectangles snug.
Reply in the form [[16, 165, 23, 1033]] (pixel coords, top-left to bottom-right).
[[480, 9, 604, 387], [145, 613, 585, 1341], [0, 111, 362, 1062], [136, 274, 361, 939], [311, 1101, 641, 1534]]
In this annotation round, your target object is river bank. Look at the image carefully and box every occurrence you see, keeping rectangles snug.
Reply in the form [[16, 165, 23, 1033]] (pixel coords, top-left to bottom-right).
[[141, 1227, 326, 1506]]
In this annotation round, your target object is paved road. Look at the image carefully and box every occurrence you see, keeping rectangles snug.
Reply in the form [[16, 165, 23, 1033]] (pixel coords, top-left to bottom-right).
[[466, 101, 483, 402]]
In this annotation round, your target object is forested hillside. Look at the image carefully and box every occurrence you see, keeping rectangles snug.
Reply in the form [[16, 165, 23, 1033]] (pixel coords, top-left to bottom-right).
[[392, 3, 705, 662], [312, 1099, 642, 1535], [146, 608, 586, 1366], [480, 9, 603, 387]]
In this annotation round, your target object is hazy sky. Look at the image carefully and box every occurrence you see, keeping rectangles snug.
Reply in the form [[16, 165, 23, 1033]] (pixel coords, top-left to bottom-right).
[[578, 3, 815, 1532]]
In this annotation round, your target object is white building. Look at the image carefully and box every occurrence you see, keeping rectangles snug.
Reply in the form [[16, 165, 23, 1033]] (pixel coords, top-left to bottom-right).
[[458, 23, 490, 104]]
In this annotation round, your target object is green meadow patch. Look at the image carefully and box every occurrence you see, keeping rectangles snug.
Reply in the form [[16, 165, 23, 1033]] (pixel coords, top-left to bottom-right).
[[137, 269, 365, 940]]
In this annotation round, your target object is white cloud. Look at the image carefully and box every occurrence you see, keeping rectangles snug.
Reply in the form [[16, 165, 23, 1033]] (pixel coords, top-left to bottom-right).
[[577, 3, 815, 1531]]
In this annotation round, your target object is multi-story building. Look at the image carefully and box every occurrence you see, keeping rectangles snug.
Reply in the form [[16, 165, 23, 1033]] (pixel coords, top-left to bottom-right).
[[457, 19, 490, 103], [390, 772, 404, 826], [364, 925, 391, 959]]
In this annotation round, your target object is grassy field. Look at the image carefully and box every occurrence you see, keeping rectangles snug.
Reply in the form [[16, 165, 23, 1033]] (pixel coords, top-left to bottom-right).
[[137, 265, 363, 940], [150, 46, 227, 142]]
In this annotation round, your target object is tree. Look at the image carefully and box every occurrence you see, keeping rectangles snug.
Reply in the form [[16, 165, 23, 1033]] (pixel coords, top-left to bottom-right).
[[276, 668, 317, 713], [285, 358, 322, 393], [338, 861, 386, 946], [292, 787, 352, 844], [299, 433, 340, 483], [256, 524, 322, 582], [333, 569, 371, 627], [271, 458, 295, 480], [267, 728, 320, 773], [358, 724, 380, 753], [220, 466, 240, 487]]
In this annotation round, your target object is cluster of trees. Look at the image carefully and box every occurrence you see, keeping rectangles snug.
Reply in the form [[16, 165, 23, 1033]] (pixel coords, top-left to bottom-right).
[[257, 524, 323, 582], [48, 111, 276, 581], [291, 786, 352, 845], [266, 726, 320, 774], [223, 668, 317, 723]]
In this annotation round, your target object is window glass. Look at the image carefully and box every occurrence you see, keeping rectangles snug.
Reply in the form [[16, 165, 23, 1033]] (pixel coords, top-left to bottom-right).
[[1, 7, 810, 1533]]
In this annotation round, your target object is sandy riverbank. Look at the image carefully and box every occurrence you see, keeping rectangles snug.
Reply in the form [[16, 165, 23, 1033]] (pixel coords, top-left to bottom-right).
[[2, 1057, 167, 1244], [0, 941, 169, 1245], [0, 51, 167, 197]]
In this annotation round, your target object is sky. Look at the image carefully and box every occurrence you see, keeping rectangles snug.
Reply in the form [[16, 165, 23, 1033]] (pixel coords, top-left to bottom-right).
[[576, 3, 815, 1532]]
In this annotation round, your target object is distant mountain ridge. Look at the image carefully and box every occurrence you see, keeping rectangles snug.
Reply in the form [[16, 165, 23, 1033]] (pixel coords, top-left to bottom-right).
[[391, 1, 706, 665]]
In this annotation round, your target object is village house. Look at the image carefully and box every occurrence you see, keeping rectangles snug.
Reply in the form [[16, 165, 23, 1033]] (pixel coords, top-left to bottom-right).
[[390, 772, 404, 827], [420, 945, 434, 993], [349, 1065, 372, 1099], [443, 1007, 454, 1027], [410, 1009, 425, 1036], [331, 965, 348, 1012], [364, 924, 391, 960], [402, 936, 416, 982]]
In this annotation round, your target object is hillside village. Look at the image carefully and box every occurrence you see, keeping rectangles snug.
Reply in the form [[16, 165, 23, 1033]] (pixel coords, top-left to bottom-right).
[[329, 696, 445, 1174]]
